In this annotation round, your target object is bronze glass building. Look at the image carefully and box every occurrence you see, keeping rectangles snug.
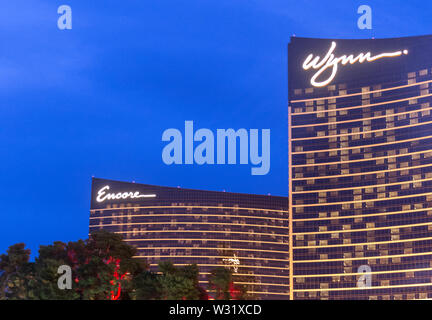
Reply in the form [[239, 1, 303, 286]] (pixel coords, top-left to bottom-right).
[[89, 177, 289, 299], [289, 35, 432, 299]]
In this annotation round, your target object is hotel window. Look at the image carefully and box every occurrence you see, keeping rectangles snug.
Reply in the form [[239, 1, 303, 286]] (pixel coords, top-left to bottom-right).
[[419, 69, 428, 76]]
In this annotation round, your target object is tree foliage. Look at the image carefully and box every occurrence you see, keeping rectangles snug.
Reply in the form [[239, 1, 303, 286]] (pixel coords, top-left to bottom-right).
[[0, 232, 251, 300], [131, 261, 208, 300], [75, 230, 145, 300], [208, 266, 250, 300], [158, 261, 203, 300], [0, 231, 146, 300], [0, 243, 33, 300]]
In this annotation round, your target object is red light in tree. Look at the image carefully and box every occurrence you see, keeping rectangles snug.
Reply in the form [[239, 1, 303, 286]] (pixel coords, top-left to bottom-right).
[[229, 282, 241, 300], [105, 257, 127, 300]]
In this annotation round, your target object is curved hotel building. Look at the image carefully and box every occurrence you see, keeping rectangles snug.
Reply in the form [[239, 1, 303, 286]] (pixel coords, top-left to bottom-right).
[[89, 177, 289, 299], [289, 35, 432, 299]]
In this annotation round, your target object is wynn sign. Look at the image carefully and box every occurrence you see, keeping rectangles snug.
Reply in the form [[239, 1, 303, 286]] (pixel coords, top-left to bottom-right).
[[302, 41, 408, 87]]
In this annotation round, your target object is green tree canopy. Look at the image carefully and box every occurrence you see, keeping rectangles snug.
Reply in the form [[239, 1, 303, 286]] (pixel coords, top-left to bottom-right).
[[0, 232, 253, 300], [158, 261, 204, 300], [0, 243, 33, 300], [208, 266, 250, 300], [1, 231, 147, 300]]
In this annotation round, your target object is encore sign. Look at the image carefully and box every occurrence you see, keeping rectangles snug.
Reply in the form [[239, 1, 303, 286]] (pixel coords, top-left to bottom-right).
[[302, 41, 408, 87], [96, 185, 156, 203]]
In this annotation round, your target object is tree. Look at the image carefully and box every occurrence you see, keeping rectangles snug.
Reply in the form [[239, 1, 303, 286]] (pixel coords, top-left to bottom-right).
[[131, 270, 161, 300], [0, 243, 33, 300], [29, 241, 80, 300], [208, 266, 250, 300], [208, 267, 232, 300], [131, 262, 209, 300], [158, 261, 203, 300], [0, 232, 218, 300], [75, 230, 146, 300], [9, 230, 147, 300]]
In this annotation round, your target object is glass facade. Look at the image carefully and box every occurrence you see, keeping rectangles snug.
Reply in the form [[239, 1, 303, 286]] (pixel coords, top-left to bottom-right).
[[289, 35, 432, 299], [89, 177, 289, 299]]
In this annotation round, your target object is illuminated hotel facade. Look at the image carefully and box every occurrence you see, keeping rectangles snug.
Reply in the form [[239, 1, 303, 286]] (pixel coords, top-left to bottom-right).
[[89, 177, 289, 299], [289, 35, 432, 299]]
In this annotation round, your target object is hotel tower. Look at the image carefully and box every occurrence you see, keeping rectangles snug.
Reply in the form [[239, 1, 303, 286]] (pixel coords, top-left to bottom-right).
[[90, 177, 289, 299], [289, 35, 432, 299]]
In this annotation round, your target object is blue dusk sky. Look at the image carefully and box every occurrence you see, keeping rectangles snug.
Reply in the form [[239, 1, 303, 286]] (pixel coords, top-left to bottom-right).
[[0, 0, 431, 258]]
